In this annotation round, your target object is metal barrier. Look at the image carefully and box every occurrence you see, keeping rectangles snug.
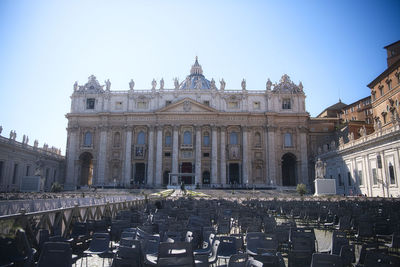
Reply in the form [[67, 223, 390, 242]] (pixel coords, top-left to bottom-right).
[[0, 196, 158, 249]]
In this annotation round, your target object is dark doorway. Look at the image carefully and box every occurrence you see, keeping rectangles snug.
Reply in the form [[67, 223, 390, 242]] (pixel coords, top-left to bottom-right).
[[202, 171, 210, 184], [79, 152, 93, 186], [134, 163, 146, 184], [229, 163, 240, 185], [181, 162, 193, 184], [282, 153, 297, 186], [163, 171, 170, 186]]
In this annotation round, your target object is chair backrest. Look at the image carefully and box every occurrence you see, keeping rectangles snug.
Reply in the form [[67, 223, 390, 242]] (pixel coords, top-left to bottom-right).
[[218, 236, 238, 257], [37, 242, 72, 267], [311, 253, 342, 267], [331, 231, 349, 255], [245, 259, 263, 267], [208, 240, 221, 263], [228, 253, 248, 267], [339, 244, 355, 266], [364, 252, 400, 267], [157, 242, 194, 267], [88, 233, 110, 252], [117, 241, 142, 259]]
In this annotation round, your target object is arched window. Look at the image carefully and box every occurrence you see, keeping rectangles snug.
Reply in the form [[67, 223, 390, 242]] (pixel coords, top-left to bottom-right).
[[203, 132, 210, 146], [84, 132, 92, 147], [230, 132, 238, 145], [113, 132, 121, 147], [183, 131, 192, 145], [137, 131, 145, 145], [165, 132, 172, 147], [254, 132, 261, 146], [284, 133, 292, 147]]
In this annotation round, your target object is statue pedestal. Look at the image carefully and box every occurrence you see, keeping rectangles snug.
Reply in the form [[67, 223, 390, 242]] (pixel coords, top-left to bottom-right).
[[314, 179, 336, 196]]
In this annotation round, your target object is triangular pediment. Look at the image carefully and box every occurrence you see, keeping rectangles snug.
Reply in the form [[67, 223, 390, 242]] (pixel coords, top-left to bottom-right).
[[156, 98, 218, 113]]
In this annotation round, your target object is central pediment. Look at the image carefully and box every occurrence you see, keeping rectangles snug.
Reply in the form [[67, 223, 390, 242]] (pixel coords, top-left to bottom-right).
[[156, 98, 218, 113]]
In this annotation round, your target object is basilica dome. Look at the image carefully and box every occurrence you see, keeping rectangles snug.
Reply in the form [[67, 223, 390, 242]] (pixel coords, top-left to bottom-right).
[[179, 57, 213, 90]]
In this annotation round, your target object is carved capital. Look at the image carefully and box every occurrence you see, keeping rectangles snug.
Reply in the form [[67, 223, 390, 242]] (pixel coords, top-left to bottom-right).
[[148, 125, 155, 131], [220, 126, 227, 132], [172, 125, 180, 131], [98, 125, 109, 131], [266, 125, 277, 132]]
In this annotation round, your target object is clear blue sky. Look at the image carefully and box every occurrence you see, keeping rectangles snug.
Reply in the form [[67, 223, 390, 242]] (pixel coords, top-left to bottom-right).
[[0, 0, 399, 154]]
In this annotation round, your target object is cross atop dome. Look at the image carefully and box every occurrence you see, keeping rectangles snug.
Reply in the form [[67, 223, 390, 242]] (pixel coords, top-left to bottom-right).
[[190, 56, 203, 75]]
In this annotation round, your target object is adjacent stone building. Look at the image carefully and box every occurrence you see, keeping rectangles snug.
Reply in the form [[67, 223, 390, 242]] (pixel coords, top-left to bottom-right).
[[0, 130, 65, 192], [65, 58, 310, 189], [317, 41, 400, 197]]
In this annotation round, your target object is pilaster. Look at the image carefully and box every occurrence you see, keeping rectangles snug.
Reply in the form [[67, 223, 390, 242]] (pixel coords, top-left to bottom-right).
[[220, 126, 226, 185], [242, 126, 249, 184], [195, 125, 201, 185], [211, 125, 218, 184], [147, 126, 155, 185], [155, 125, 163, 186], [123, 126, 132, 186]]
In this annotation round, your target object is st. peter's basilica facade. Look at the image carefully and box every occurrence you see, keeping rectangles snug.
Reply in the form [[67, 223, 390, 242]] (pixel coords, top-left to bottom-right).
[[65, 58, 309, 188]]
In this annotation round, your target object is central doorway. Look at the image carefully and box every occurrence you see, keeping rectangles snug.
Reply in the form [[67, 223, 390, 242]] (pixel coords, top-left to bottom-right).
[[282, 153, 297, 186], [79, 152, 93, 186], [202, 171, 210, 184], [181, 162, 193, 184], [134, 163, 146, 184], [229, 163, 240, 185]]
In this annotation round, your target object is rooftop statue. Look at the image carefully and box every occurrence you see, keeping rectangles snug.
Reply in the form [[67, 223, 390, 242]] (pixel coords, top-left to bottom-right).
[[73, 81, 78, 91], [241, 79, 246, 90], [266, 78, 272, 90], [315, 158, 326, 179], [220, 79, 226, 90], [299, 81, 303, 91], [174, 78, 179, 89], [105, 79, 111, 91], [129, 79, 135, 90], [151, 79, 157, 90], [210, 78, 216, 89], [160, 78, 165, 89]]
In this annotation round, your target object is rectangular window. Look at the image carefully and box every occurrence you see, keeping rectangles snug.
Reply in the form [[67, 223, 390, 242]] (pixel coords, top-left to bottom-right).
[[347, 172, 352, 186], [372, 168, 378, 185], [389, 164, 396, 184], [338, 173, 343, 186], [387, 80, 392, 90], [137, 101, 147, 109], [0, 161, 3, 182], [282, 99, 291, 109], [228, 101, 239, 109], [53, 170, 57, 182], [203, 152, 210, 157], [379, 87, 383, 96], [115, 101, 123, 110], [86, 98, 95, 109], [253, 102, 260, 109], [12, 163, 18, 184], [26, 165, 30, 176], [203, 100, 210, 106], [165, 135, 172, 147], [164, 152, 171, 157], [358, 170, 363, 185], [165, 100, 172, 106], [284, 133, 292, 147]]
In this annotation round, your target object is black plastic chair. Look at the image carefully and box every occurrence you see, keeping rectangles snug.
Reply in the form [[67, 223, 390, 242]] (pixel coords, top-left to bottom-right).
[[364, 252, 400, 267], [156, 242, 195, 267], [331, 231, 349, 255], [339, 244, 355, 267], [142, 235, 160, 266], [81, 232, 110, 267], [218, 236, 238, 264], [112, 242, 142, 267], [254, 251, 285, 267], [228, 253, 249, 267], [311, 253, 343, 267], [37, 242, 72, 267], [385, 232, 400, 253]]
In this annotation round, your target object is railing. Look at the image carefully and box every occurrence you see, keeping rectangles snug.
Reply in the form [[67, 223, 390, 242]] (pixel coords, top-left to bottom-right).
[[0, 196, 158, 248]]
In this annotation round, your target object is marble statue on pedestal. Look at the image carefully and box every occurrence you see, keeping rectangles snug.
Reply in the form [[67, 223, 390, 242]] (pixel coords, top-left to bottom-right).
[[241, 79, 246, 90], [129, 79, 135, 90], [315, 158, 326, 179], [220, 79, 226, 90]]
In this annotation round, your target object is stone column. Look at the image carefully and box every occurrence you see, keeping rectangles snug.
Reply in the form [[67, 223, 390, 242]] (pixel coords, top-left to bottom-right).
[[242, 126, 249, 185], [66, 127, 78, 187], [299, 126, 308, 185], [172, 125, 179, 178], [97, 126, 108, 186], [123, 127, 132, 187], [155, 126, 163, 186], [220, 127, 226, 185], [211, 126, 218, 185], [147, 126, 154, 185], [195, 126, 202, 185], [267, 125, 277, 185]]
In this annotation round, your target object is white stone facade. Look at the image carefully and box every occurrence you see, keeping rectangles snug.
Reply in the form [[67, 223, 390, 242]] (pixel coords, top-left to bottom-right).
[[65, 59, 310, 188], [317, 124, 400, 197]]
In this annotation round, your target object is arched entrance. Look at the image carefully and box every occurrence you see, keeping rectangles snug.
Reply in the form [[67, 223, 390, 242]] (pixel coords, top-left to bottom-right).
[[134, 163, 146, 184], [202, 171, 210, 184], [163, 171, 170, 186], [79, 152, 93, 186], [282, 153, 297, 186], [229, 163, 240, 185]]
